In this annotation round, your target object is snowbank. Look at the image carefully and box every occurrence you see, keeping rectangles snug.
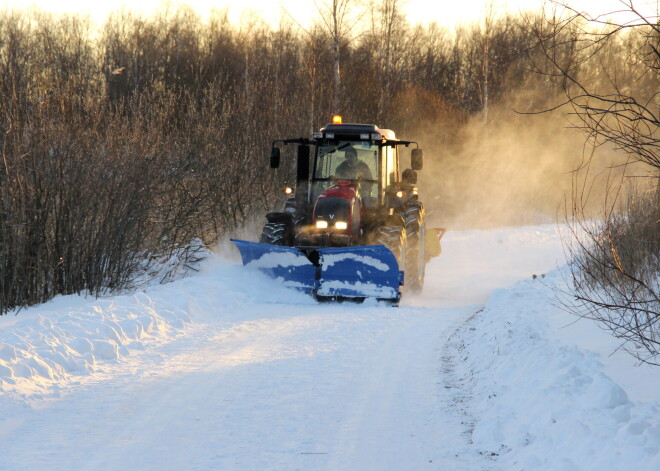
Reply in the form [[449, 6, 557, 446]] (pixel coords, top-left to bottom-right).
[[451, 269, 660, 470], [0, 292, 191, 399], [0, 250, 314, 401]]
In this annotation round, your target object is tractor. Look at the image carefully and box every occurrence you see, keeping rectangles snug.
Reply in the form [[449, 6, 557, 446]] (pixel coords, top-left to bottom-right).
[[232, 117, 439, 304]]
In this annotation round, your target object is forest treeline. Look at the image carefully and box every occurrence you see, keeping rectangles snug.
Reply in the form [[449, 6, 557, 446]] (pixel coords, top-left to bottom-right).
[[0, 3, 656, 314]]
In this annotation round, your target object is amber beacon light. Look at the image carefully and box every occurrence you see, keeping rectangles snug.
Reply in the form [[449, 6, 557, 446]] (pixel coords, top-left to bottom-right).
[[332, 115, 342, 124]]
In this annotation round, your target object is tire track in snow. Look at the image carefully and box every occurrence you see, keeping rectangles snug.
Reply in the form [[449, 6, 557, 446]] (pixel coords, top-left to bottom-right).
[[439, 310, 502, 470]]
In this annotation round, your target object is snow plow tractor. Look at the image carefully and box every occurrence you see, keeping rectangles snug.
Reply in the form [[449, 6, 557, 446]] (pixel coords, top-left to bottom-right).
[[232, 116, 440, 305]]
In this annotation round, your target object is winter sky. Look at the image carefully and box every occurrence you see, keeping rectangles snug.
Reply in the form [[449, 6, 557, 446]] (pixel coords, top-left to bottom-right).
[[3, 0, 658, 29]]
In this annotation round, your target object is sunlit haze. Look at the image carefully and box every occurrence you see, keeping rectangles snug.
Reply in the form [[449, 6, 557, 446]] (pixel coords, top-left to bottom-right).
[[3, 0, 658, 28]]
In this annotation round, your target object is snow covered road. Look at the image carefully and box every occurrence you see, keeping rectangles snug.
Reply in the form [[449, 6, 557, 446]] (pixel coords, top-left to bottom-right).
[[1, 225, 658, 470], [0, 293, 482, 470]]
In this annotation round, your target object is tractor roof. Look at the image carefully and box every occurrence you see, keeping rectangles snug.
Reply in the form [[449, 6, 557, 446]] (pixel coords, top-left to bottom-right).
[[320, 123, 397, 141]]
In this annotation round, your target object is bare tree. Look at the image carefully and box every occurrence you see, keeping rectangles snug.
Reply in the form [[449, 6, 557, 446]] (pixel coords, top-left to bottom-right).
[[528, 1, 659, 169], [366, 0, 411, 122], [529, 1, 659, 363], [313, 0, 365, 113]]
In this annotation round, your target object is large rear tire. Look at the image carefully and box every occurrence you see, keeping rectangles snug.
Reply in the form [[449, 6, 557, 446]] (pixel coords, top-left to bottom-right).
[[260, 222, 291, 246], [402, 202, 426, 293]]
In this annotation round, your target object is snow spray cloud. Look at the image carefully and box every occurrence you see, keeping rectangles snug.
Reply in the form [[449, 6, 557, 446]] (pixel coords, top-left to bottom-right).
[[212, 214, 267, 261], [411, 93, 630, 230]]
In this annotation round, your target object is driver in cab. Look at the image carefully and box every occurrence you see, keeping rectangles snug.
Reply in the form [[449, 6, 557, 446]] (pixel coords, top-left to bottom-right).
[[335, 148, 372, 181]]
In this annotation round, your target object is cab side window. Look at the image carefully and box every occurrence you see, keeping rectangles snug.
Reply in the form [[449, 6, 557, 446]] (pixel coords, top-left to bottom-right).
[[382, 145, 398, 186]]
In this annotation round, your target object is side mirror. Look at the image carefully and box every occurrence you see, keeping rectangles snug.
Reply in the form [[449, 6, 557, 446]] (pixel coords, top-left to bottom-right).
[[270, 147, 281, 169], [411, 148, 423, 170], [402, 168, 417, 184]]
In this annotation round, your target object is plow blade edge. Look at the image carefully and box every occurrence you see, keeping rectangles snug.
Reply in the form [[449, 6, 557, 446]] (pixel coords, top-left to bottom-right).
[[231, 239, 402, 301]]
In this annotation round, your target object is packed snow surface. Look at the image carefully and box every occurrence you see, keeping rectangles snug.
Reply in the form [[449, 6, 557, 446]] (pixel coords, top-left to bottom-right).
[[0, 224, 658, 470]]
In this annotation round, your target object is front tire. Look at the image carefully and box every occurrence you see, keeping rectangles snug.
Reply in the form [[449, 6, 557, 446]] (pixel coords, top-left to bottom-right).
[[260, 222, 292, 246]]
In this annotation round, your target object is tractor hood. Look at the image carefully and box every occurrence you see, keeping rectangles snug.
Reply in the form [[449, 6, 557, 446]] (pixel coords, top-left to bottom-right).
[[313, 181, 358, 234]]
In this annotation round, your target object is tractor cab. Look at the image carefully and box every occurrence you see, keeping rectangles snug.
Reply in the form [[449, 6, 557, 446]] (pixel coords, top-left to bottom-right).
[[310, 123, 398, 210], [267, 117, 423, 246]]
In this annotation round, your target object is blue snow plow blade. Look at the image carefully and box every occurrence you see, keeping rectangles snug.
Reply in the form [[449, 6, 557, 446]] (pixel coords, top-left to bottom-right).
[[230, 239, 402, 301], [230, 239, 316, 293], [315, 246, 402, 300]]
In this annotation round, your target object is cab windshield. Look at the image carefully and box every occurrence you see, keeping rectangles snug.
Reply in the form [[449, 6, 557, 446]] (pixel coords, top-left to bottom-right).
[[312, 141, 379, 200], [314, 141, 379, 182]]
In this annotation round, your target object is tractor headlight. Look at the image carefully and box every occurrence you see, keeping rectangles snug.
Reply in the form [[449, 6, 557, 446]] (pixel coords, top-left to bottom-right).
[[335, 221, 348, 230], [316, 220, 328, 229]]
